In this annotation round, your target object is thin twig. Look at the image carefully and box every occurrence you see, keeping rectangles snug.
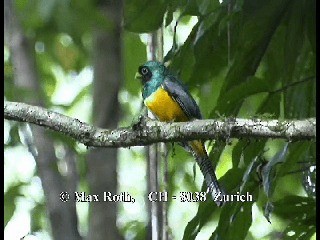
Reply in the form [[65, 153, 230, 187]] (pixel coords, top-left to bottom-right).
[[270, 76, 315, 94]]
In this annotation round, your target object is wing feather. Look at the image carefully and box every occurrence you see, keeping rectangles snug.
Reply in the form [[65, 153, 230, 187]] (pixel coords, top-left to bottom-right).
[[162, 76, 202, 120]]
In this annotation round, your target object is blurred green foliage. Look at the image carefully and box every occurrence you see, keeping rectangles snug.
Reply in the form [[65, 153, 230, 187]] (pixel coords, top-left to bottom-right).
[[4, 0, 316, 239]]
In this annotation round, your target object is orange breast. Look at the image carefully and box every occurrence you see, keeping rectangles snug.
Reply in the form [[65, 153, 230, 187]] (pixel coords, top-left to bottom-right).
[[144, 87, 189, 122], [144, 87, 207, 157]]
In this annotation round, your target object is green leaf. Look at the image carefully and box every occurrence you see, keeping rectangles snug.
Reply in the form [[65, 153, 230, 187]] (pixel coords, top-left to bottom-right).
[[180, 0, 201, 16], [169, 22, 199, 84], [214, 0, 292, 116], [274, 142, 315, 197], [164, 6, 174, 27], [282, 222, 315, 240], [123, 32, 147, 95], [276, 142, 312, 178], [190, 8, 228, 86], [231, 140, 246, 168], [6, 123, 22, 147], [261, 143, 288, 199], [305, 0, 316, 54], [239, 155, 263, 193], [257, 93, 281, 116], [272, 195, 316, 239], [224, 0, 291, 91], [4, 202, 15, 228], [211, 201, 253, 240], [30, 203, 46, 232], [281, 0, 315, 119], [232, 140, 267, 168], [196, 0, 220, 16], [211, 158, 262, 240], [273, 195, 315, 219], [182, 199, 217, 240], [182, 167, 244, 240], [124, 0, 167, 33], [217, 76, 270, 110], [284, 76, 315, 118], [302, 144, 316, 198], [282, 0, 305, 85], [4, 184, 24, 227]]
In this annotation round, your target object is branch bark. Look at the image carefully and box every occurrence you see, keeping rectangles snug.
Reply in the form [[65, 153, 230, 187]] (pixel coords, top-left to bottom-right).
[[4, 101, 316, 147]]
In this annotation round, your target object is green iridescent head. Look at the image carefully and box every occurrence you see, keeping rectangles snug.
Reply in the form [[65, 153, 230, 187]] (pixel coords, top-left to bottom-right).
[[135, 61, 169, 99]]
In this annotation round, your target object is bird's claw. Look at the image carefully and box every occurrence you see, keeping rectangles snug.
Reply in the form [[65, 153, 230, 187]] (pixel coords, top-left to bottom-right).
[[132, 115, 152, 131]]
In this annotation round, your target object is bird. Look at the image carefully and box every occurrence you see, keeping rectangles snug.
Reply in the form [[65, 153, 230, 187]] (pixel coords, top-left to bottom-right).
[[135, 60, 225, 206]]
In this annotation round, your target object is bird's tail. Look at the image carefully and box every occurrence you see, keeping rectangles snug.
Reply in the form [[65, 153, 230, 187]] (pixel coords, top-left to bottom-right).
[[184, 140, 225, 207]]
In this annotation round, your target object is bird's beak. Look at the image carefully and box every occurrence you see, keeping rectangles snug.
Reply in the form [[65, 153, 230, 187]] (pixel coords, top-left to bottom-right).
[[135, 72, 142, 80]]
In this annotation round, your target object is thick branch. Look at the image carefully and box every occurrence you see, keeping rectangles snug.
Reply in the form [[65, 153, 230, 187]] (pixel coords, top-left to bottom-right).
[[4, 101, 316, 147]]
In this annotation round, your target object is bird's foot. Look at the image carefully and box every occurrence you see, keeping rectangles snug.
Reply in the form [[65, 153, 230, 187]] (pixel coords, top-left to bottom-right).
[[132, 115, 152, 131]]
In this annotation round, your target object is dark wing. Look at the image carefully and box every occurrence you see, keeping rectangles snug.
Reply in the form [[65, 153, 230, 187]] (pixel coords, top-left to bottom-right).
[[163, 76, 202, 120]]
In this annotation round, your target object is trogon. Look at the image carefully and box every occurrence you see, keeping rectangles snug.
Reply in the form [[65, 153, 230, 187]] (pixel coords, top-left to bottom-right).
[[135, 61, 225, 206]]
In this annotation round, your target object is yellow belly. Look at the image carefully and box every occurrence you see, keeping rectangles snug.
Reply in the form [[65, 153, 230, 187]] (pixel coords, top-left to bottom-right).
[[144, 87, 189, 122], [144, 87, 207, 157]]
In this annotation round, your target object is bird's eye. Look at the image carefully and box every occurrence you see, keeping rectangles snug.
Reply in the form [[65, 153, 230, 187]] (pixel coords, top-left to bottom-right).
[[141, 67, 149, 75]]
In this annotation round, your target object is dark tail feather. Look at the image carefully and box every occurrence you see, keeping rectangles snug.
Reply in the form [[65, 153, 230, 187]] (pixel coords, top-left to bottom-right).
[[197, 155, 225, 207], [182, 142, 225, 207]]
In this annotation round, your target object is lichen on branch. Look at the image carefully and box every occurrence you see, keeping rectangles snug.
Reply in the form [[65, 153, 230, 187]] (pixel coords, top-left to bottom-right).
[[4, 101, 316, 148]]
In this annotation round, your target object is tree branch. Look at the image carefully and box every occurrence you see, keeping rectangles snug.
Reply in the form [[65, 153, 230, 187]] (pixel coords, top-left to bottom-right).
[[4, 101, 316, 147]]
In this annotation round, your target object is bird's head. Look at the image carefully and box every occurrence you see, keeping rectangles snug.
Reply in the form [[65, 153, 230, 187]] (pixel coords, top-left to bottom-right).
[[135, 61, 169, 99], [135, 61, 167, 85]]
